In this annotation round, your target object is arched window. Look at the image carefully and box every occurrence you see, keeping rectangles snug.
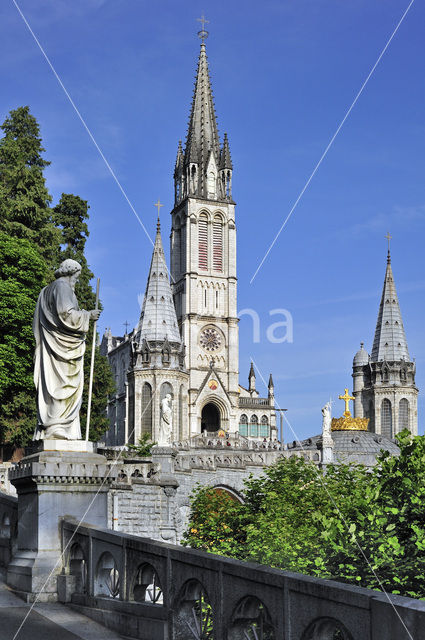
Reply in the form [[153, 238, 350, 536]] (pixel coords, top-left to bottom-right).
[[368, 400, 375, 432], [127, 381, 135, 444], [198, 214, 208, 271], [398, 398, 409, 431], [239, 414, 248, 437], [259, 415, 269, 438], [141, 382, 152, 436], [250, 414, 259, 437], [213, 217, 223, 272], [381, 399, 392, 438], [179, 384, 184, 440]]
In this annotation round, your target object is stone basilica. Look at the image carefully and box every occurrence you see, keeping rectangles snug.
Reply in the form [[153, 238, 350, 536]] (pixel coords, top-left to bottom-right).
[[101, 38, 277, 447], [100, 36, 418, 452]]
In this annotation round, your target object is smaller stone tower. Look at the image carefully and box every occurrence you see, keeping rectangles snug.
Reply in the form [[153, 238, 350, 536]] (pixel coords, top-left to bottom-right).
[[352, 245, 418, 437], [127, 219, 189, 444]]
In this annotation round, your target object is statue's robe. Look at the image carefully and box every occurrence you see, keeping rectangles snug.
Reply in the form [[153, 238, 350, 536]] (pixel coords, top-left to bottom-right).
[[33, 278, 90, 440]]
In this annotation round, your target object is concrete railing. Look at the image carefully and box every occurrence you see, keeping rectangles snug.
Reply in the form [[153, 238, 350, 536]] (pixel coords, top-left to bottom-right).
[[0, 491, 18, 567], [61, 518, 425, 640]]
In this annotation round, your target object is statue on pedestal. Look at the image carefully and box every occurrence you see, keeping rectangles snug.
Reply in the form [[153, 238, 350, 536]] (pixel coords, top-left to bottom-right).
[[158, 394, 173, 446], [33, 259, 101, 441], [321, 401, 332, 438]]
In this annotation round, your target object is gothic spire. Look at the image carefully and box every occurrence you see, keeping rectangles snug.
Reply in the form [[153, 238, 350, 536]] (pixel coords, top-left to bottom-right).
[[136, 223, 181, 345], [184, 42, 220, 176], [371, 248, 410, 362]]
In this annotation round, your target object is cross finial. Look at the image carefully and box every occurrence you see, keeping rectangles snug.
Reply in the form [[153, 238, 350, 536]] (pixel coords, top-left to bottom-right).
[[124, 320, 130, 335], [385, 231, 392, 262], [339, 388, 355, 417], [197, 14, 209, 43], [154, 199, 164, 231]]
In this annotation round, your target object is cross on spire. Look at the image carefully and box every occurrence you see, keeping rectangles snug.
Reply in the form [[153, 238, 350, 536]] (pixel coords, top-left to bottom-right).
[[197, 14, 209, 43], [154, 199, 164, 231], [123, 320, 130, 335], [385, 231, 392, 262], [339, 388, 355, 417]]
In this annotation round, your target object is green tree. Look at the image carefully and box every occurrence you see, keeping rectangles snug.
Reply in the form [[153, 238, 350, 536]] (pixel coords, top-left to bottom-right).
[[0, 107, 59, 446], [0, 106, 59, 264], [53, 193, 115, 441], [0, 233, 48, 444], [183, 433, 425, 600]]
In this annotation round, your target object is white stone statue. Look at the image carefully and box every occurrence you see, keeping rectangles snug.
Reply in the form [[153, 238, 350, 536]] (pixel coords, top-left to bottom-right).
[[33, 259, 101, 441], [158, 394, 173, 446], [321, 401, 332, 438]]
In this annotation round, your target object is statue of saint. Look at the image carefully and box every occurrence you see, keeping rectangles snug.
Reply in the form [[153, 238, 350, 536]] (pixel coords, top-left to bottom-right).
[[33, 259, 101, 441], [158, 394, 173, 446], [321, 401, 332, 438]]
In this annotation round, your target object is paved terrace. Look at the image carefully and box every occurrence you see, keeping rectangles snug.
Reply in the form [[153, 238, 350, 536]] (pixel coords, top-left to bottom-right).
[[0, 569, 124, 640]]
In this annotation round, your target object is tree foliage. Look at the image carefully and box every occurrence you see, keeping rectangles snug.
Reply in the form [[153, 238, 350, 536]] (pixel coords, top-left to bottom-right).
[[0, 107, 113, 446], [183, 432, 425, 600]]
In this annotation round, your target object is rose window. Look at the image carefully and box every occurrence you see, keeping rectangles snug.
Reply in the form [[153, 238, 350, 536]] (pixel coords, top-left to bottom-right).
[[200, 328, 222, 352]]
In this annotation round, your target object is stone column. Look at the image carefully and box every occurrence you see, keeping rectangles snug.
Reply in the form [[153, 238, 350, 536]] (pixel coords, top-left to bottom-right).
[[7, 440, 115, 602]]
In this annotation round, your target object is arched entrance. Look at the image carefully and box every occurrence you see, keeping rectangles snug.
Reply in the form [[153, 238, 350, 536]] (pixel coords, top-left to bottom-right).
[[201, 403, 220, 433]]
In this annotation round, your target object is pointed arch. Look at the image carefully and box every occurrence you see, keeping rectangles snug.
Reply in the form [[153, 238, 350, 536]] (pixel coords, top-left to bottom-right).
[[141, 382, 152, 436], [198, 213, 208, 271], [398, 398, 409, 431], [213, 215, 223, 272]]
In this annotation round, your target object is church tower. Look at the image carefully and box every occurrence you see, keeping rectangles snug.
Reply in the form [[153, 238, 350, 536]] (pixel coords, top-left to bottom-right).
[[170, 33, 239, 435], [352, 243, 418, 437]]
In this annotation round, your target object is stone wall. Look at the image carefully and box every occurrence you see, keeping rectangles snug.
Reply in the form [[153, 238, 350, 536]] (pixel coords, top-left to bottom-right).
[[61, 517, 425, 640]]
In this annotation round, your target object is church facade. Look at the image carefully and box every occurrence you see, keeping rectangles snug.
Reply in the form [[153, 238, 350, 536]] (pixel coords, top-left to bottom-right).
[[101, 38, 277, 447]]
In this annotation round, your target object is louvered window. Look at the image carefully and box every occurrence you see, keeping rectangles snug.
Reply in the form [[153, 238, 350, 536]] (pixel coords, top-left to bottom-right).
[[198, 218, 208, 270], [213, 220, 223, 271]]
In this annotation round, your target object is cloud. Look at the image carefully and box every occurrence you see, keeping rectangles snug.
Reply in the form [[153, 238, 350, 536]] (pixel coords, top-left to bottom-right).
[[349, 204, 425, 236]]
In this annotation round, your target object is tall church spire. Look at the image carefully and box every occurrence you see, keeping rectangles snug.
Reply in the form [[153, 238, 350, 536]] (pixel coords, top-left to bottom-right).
[[185, 41, 220, 173], [173, 33, 233, 204], [371, 247, 410, 362], [136, 222, 181, 345]]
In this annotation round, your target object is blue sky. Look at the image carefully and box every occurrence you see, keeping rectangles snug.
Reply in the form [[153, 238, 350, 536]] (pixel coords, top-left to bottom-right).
[[1, 0, 424, 440]]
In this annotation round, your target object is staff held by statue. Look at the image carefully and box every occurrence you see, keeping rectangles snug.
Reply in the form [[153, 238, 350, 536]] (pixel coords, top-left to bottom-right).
[[85, 277, 100, 441]]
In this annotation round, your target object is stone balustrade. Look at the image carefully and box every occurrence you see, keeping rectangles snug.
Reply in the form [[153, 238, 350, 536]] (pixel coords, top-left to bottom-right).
[[61, 518, 425, 640]]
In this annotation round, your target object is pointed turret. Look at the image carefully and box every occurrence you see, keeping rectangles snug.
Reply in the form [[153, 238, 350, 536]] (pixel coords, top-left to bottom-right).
[[371, 250, 410, 362], [136, 222, 181, 345], [174, 140, 183, 176], [220, 133, 233, 169], [248, 361, 256, 393]]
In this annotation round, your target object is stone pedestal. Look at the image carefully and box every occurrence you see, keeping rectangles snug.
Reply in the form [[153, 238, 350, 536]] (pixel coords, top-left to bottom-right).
[[319, 436, 334, 464], [151, 446, 179, 543], [7, 440, 115, 602]]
